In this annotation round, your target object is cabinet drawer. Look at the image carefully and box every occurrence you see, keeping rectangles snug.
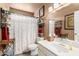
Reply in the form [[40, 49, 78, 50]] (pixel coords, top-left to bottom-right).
[[38, 49, 46, 56], [38, 44, 56, 56]]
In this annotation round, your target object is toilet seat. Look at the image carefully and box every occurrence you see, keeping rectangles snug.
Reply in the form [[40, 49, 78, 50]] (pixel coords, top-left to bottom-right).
[[28, 44, 38, 56], [28, 44, 38, 50]]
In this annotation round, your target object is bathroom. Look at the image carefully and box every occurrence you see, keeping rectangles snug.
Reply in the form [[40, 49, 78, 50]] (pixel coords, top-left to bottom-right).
[[0, 3, 79, 56]]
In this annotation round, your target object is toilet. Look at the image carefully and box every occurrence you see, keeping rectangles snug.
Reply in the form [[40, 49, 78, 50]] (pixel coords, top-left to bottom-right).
[[28, 44, 38, 56]]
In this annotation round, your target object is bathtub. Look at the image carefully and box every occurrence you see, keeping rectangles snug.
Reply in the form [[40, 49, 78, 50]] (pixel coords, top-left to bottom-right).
[[37, 38, 79, 56]]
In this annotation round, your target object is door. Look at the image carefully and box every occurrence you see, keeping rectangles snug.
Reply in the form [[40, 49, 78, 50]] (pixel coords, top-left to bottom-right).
[[74, 10, 79, 42]]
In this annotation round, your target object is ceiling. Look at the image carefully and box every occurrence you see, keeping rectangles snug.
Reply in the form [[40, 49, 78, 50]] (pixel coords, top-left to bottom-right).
[[9, 3, 44, 13]]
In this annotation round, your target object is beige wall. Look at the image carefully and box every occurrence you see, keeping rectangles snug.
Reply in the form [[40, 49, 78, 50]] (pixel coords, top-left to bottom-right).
[[0, 3, 9, 10], [10, 8, 34, 16], [9, 3, 43, 13]]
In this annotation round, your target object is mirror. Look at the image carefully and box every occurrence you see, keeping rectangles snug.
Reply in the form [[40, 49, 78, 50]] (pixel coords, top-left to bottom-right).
[[48, 19, 74, 41], [48, 19, 68, 39]]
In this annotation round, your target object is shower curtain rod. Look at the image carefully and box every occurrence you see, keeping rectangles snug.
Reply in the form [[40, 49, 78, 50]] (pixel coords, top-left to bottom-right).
[[9, 11, 38, 19]]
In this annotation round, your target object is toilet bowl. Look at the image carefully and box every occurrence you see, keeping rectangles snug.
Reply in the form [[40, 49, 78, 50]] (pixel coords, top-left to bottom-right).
[[28, 44, 38, 56]]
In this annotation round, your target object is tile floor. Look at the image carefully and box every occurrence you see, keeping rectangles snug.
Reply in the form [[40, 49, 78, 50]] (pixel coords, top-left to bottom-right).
[[16, 51, 31, 56]]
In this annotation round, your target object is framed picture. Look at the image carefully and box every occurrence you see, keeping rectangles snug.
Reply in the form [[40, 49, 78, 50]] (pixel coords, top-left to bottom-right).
[[64, 13, 74, 30], [39, 5, 45, 17]]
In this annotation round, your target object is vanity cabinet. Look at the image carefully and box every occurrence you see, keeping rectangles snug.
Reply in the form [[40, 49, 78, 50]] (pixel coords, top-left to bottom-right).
[[38, 44, 57, 56]]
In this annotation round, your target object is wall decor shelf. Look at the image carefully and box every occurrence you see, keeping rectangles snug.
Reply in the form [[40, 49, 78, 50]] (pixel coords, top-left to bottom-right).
[[38, 18, 44, 37]]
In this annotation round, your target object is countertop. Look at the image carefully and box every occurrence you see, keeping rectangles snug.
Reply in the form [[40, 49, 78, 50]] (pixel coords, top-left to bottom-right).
[[37, 39, 79, 56]]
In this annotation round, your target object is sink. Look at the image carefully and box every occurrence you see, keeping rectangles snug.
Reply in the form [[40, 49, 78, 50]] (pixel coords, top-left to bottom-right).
[[51, 41, 79, 54], [56, 42, 79, 54], [50, 43, 69, 53]]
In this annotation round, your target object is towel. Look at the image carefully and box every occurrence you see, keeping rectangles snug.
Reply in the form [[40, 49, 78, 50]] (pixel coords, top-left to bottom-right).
[[1, 24, 9, 41]]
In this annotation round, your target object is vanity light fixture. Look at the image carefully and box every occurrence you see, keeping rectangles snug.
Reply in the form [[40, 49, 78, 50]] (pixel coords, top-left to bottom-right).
[[49, 3, 71, 13], [48, 6, 53, 12], [53, 3, 60, 9]]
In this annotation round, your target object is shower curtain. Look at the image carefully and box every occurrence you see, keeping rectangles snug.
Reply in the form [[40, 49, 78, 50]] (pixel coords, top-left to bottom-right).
[[9, 13, 38, 55]]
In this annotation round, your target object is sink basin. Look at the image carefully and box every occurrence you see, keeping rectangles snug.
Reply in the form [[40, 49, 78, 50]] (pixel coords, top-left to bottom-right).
[[50, 43, 69, 53], [51, 41, 79, 54]]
